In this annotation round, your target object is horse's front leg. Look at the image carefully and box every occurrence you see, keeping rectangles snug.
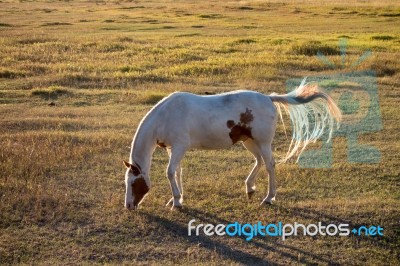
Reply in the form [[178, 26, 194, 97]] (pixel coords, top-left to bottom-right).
[[165, 162, 183, 206], [166, 147, 185, 210]]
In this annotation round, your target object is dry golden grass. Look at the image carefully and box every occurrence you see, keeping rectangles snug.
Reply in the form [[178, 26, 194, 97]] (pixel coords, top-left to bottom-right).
[[0, 0, 399, 265]]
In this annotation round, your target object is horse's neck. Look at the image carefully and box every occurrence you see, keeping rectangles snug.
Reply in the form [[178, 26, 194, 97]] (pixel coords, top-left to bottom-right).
[[130, 119, 157, 176]]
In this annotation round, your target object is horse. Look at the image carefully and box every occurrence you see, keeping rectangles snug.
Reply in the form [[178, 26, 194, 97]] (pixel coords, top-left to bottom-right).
[[123, 79, 341, 210]]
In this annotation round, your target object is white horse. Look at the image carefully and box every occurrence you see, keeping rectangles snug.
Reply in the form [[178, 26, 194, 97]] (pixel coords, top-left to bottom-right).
[[123, 79, 341, 210]]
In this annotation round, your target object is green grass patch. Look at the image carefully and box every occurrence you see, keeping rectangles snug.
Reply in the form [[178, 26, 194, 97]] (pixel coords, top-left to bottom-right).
[[198, 14, 223, 19], [371, 35, 396, 41], [119, 6, 145, 10], [41, 22, 73, 27], [238, 6, 254, 11], [337, 35, 352, 39], [231, 38, 257, 45], [379, 12, 400, 17], [133, 90, 168, 105], [31, 86, 72, 99], [176, 33, 201, 37], [290, 41, 341, 56], [0, 22, 13, 27], [16, 37, 55, 44], [0, 69, 25, 79]]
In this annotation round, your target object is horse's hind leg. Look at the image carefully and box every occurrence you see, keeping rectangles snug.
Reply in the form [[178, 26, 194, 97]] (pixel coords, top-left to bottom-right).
[[242, 140, 263, 199], [259, 143, 277, 205], [166, 147, 185, 209]]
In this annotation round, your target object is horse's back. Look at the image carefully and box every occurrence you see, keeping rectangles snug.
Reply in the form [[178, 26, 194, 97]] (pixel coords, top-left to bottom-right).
[[163, 90, 274, 112]]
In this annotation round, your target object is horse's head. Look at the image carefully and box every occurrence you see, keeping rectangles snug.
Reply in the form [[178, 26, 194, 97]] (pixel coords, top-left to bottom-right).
[[123, 160, 149, 210]]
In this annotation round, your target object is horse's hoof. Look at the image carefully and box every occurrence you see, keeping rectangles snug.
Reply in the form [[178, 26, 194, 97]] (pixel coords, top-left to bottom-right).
[[260, 199, 273, 205], [247, 191, 255, 199]]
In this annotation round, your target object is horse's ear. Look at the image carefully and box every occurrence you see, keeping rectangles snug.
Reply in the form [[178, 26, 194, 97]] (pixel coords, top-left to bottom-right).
[[123, 160, 131, 168]]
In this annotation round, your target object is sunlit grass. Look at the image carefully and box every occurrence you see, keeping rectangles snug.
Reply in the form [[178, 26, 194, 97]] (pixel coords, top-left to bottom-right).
[[0, 0, 399, 265]]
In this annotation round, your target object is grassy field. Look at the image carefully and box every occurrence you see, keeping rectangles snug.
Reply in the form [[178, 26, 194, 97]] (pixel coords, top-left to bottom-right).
[[0, 0, 399, 265]]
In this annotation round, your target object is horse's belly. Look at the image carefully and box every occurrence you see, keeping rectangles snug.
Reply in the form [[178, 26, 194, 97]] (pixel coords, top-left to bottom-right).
[[189, 132, 233, 150]]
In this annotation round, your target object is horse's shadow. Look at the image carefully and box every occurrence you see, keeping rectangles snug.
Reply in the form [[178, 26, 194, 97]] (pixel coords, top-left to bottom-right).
[[141, 208, 274, 265], [140, 205, 349, 265]]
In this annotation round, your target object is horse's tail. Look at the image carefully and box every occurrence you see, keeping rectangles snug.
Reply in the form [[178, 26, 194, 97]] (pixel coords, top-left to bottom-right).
[[269, 78, 342, 163]]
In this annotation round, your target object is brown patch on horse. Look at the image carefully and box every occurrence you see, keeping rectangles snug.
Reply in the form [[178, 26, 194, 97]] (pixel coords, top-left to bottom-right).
[[229, 125, 253, 143], [227, 120, 235, 128], [226, 108, 254, 144], [123, 160, 142, 176], [240, 108, 254, 124], [130, 165, 140, 176], [132, 177, 149, 206]]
